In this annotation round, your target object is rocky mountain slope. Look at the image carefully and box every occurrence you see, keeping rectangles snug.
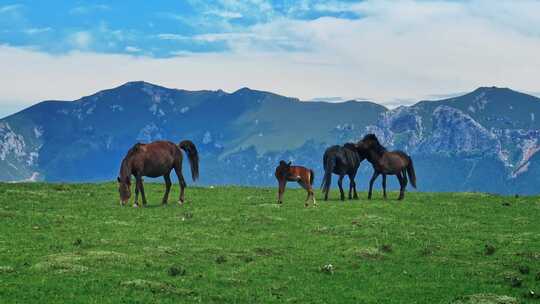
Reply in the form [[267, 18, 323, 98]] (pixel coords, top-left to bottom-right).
[[1, 82, 538, 194]]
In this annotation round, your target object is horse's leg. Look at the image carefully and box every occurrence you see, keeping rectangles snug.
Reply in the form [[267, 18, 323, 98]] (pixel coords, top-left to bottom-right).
[[398, 170, 407, 200], [396, 172, 403, 200], [136, 175, 147, 207], [162, 173, 172, 205], [311, 183, 317, 206], [338, 175, 345, 201], [134, 179, 139, 207], [401, 169, 408, 188], [351, 170, 359, 199], [382, 174, 387, 200], [277, 179, 286, 204], [174, 166, 187, 205], [298, 179, 315, 207], [348, 174, 353, 200], [368, 171, 379, 200], [323, 174, 330, 201]]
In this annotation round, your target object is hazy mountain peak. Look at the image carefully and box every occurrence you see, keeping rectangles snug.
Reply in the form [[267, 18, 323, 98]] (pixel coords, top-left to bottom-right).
[[2, 84, 540, 194]]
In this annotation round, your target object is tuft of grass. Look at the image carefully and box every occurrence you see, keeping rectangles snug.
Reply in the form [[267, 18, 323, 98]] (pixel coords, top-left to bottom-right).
[[452, 294, 519, 304], [32, 261, 88, 274], [0, 266, 15, 273], [120, 279, 195, 296], [484, 244, 496, 256], [168, 265, 186, 277], [518, 265, 530, 275]]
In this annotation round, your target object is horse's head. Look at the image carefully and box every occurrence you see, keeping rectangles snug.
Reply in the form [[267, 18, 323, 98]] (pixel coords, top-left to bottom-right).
[[357, 134, 385, 155], [279, 160, 291, 166], [276, 160, 292, 179], [117, 176, 131, 205]]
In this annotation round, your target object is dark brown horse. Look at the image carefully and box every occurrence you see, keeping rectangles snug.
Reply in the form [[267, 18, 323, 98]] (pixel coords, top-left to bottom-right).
[[117, 140, 199, 207], [356, 134, 416, 200], [275, 160, 316, 207], [321, 143, 365, 201]]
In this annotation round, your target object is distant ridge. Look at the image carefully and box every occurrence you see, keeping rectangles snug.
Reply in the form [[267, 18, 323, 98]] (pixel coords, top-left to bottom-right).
[[0, 82, 539, 194]]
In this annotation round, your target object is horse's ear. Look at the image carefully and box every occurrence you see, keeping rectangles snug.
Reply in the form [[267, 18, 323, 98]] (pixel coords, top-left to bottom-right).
[[287, 161, 291, 166], [117, 176, 121, 183]]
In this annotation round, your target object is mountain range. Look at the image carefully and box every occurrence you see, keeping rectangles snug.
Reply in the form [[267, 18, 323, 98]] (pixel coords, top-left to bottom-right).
[[1, 81, 539, 194]]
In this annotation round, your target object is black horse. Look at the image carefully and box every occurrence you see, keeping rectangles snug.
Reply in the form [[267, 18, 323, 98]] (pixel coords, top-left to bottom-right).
[[356, 134, 416, 200], [321, 143, 365, 201]]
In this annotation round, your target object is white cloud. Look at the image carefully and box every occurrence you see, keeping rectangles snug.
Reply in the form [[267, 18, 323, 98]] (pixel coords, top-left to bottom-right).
[[23, 27, 52, 35], [206, 10, 243, 19], [0, 4, 21, 13], [1, 0, 540, 114], [69, 31, 92, 49], [69, 4, 110, 15], [125, 46, 141, 53], [156, 33, 190, 41]]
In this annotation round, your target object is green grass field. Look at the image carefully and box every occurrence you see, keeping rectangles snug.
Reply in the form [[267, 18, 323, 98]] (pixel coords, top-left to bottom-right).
[[1, 183, 540, 303]]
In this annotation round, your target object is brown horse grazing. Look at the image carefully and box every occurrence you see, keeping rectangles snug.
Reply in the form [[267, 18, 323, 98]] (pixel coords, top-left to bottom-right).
[[275, 160, 316, 207], [117, 140, 199, 207], [356, 134, 416, 200]]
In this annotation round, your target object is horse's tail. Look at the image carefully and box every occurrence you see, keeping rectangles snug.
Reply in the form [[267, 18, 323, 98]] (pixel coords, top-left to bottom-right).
[[321, 154, 334, 193], [309, 169, 315, 186], [179, 140, 199, 181], [406, 157, 417, 189]]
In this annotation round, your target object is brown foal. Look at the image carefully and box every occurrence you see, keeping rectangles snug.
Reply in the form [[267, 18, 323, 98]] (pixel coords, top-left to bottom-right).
[[275, 160, 316, 207]]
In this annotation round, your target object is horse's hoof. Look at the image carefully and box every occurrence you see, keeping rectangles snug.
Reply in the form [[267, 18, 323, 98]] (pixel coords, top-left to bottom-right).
[[304, 203, 309, 208], [178, 200, 184, 206], [132, 204, 139, 208]]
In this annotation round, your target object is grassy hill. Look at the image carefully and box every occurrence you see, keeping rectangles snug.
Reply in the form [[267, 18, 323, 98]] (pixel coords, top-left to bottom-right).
[[1, 183, 540, 303]]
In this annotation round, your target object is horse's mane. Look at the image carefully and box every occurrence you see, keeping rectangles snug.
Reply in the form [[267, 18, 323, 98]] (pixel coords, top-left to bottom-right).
[[362, 134, 387, 155], [119, 143, 144, 180], [125, 143, 143, 159], [343, 142, 356, 150]]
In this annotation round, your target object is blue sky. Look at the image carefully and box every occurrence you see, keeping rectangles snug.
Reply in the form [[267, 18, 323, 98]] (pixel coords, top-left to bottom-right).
[[0, 0, 362, 57], [1, 1, 540, 118]]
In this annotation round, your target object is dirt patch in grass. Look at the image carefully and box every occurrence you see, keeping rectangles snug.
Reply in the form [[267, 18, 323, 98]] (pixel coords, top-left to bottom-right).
[[33, 259, 88, 274], [0, 266, 15, 273], [420, 244, 441, 256], [253, 247, 275, 257], [0, 210, 16, 218], [52, 184, 71, 192], [120, 279, 195, 296], [85, 250, 130, 262], [104, 220, 130, 226], [32, 250, 132, 274], [452, 293, 518, 304], [352, 214, 391, 227], [516, 251, 540, 260], [143, 246, 180, 256], [248, 215, 285, 224], [312, 225, 356, 236], [351, 247, 386, 260]]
